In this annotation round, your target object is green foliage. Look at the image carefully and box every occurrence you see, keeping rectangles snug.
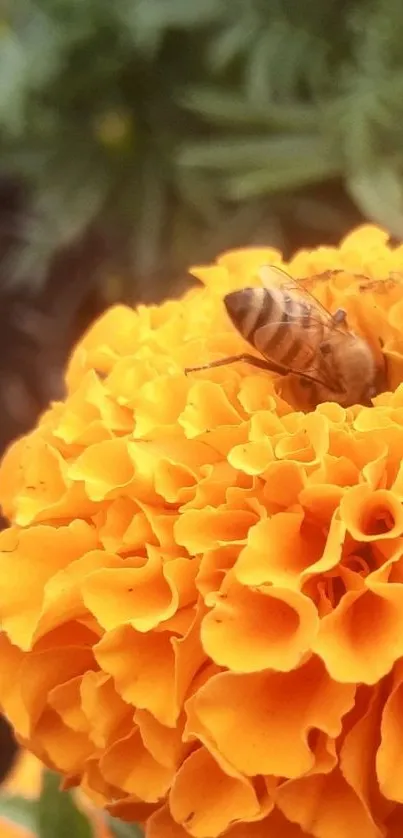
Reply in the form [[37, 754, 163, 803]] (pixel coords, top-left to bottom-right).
[[37, 771, 94, 838], [0, 769, 145, 837], [2, 0, 403, 299], [106, 814, 144, 838], [0, 793, 39, 832]]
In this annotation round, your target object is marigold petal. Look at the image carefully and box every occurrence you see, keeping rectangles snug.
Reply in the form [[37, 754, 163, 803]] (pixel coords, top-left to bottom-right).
[[234, 511, 328, 588], [80, 671, 131, 749], [100, 727, 173, 801], [96, 498, 148, 553], [48, 675, 89, 733], [185, 657, 355, 778], [340, 484, 403, 541], [299, 514, 347, 584], [33, 705, 94, 774], [180, 461, 247, 512], [225, 808, 310, 838], [54, 369, 132, 445], [35, 550, 125, 643], [94, 603, 205, 727], [385, 808, 403, 837], [94, 626, 177, 725], [262, 461, 306, 507], [19, 645, 95, 732], [340, 224, 390, 250], [68, 439, 135, 501], [201, 581, 318, 672], [128, 437, 220, 504], [134, 503, 178, 552], [299, 484, 346, 525], [196, 546, 239, 598], [0, 435, 28, 520], [276, 767, 383, 838], [132, 375, 189, 437], [179, 381, 245, 437], [237, 374, 281, 414], [274, 412, 330, 468], [382, 345, 403, 393], [82, 552, 197, 632], [0, 633, 29, 735], [377, 661, 403, 802], [134, 709, 189, 770], [146, 805, 194, 838], [228, 440, 274, 475], [7, 438, 98, 526], [147, 806, 308, 838], [174, 508, 257, 554], [216, 246, 282, 275], [0, 522, 97, 650], [169, 746, 263, 838], [340, 685, 391, 826], [170, 601, 207, 711], [313, 584, 403, 683], [66, 304, 139, 389], [107, 796, 157, 826]]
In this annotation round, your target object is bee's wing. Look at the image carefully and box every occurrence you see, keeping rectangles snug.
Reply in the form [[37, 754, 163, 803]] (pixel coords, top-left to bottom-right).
[[260, 342, 348, 392], [259, 265, 346, 332], [256, 265, 352, 391]]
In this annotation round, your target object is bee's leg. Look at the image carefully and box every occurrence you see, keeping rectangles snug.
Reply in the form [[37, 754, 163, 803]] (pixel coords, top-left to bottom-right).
[[185, 353, 286, 375], [332, 309, 347, 325]]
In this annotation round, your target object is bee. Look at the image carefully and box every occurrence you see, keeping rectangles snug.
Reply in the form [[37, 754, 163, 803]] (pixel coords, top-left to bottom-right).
[[185, 265, 385, 408]]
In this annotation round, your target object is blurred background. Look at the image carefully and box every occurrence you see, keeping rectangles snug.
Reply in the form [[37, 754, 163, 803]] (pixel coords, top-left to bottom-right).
[[1, 0, 403, 793]]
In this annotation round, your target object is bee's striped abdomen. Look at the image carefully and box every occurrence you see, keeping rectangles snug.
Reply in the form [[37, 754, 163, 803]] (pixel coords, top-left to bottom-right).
[[254, 289, 323, 370], [232, 287, 274, 340], [223, 286, 324, 374]]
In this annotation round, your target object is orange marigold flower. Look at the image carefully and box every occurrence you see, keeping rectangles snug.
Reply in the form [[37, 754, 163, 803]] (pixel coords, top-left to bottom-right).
[[4, 225, 403, 836]]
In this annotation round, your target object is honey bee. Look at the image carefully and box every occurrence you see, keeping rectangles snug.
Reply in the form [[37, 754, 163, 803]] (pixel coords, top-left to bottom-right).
[[185, 265, 385, 408]]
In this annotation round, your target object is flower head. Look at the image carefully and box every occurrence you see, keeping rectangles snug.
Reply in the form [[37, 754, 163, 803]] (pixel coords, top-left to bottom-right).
[[2, 225, 403, 836]]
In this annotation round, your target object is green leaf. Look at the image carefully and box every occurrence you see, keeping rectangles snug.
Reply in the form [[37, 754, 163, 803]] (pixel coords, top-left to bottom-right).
[[178, 88, 265, 125], [179, 87, 319, 130], [105, 814, 144, 838], [207, 20, 255, 71], [118, 0, 222, 52], [0, 33, 27, 133], [177, 135, 334, 171], [244, 31, 275, 106], [132, 0, 222, 29], [347, 165, 403, 238], [224, 156, 342, 199], [0, 794, 39, 832], [37, 770, 94, 838]]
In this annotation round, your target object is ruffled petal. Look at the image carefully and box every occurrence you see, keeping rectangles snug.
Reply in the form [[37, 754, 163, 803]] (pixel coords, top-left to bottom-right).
[[276, 768, 384, 838], [377, 661, 403, 802], [169, 746, 265, 837], [201, 581, 318, 672], [314, 583, 403, 683], [185, 658, 355, 778]]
